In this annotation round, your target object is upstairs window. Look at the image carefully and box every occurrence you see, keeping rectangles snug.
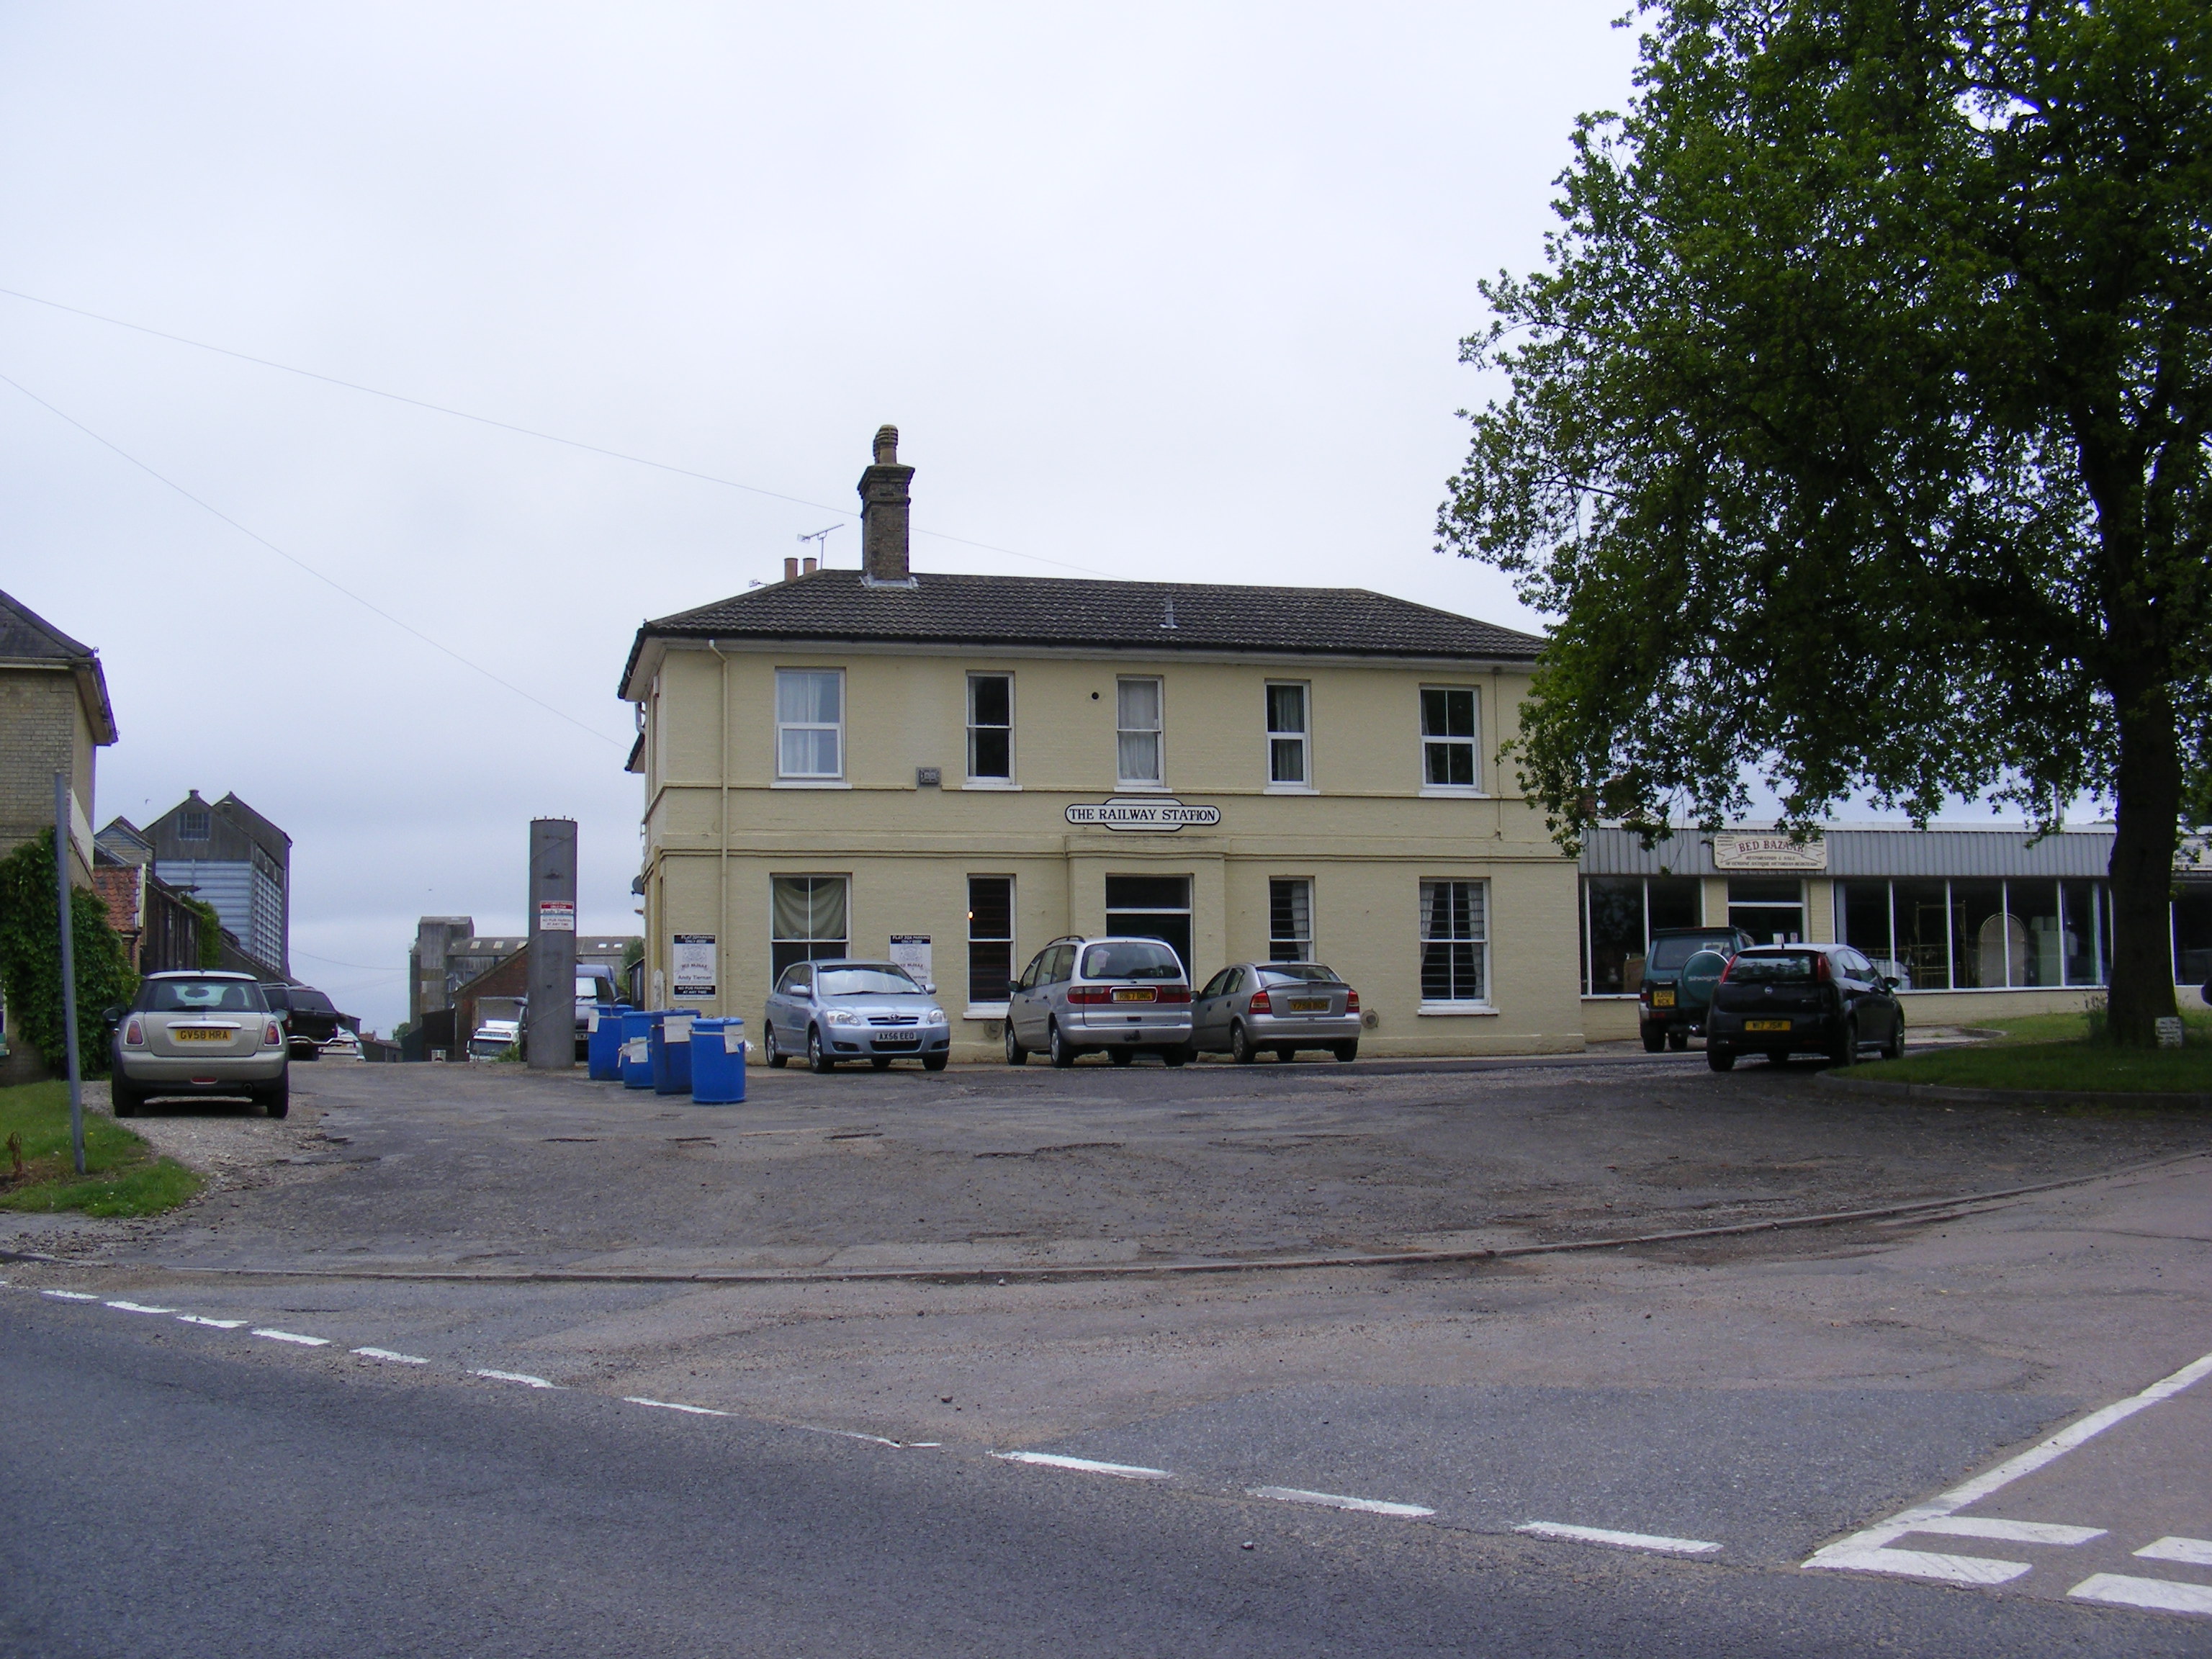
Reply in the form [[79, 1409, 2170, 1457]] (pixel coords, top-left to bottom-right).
[[179, 809, 210, 840], [1266, 683, 1310, 786], [1421, 687, 1480, 789], [1117, 678, 1164, 785], [776, 670, 844, 779], [968, 674, 1012, 781]]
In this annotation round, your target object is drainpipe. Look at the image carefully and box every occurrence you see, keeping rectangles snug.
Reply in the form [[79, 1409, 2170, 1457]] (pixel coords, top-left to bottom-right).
[[709, 641, 730, 1020]]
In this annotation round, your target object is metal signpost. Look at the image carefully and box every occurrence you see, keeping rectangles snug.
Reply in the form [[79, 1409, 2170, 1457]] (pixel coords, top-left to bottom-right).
[[525, 818, 578, 1071], [53, 773, 84, 1174]]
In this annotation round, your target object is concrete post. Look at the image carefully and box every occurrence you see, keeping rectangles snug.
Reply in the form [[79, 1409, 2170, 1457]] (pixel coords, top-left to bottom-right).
[[54, 773, 84, 1174], [526, 819, 577, 1070]]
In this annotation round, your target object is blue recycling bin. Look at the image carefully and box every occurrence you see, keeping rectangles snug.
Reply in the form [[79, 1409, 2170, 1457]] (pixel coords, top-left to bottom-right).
[[689, 1017, 747, 1104], [587, 1003, 632, 1081], [620, 1010, 660, 1089], [650, 1012, 696, 1096]]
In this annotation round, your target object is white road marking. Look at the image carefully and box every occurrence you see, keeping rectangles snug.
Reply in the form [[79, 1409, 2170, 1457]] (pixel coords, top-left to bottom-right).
[[1250, 1486, 1434, 1518], [176, 1316, 247, 1328], [104, 1300, 176, 1314], [353, 1346, 429, 1364], [2069, 1574, 2212, 1616], [251, 1328, 331, 1346], [1516, 1522, 1722, 1555], [624, 1397, 729, 1416], [1911, 1516, 2105, 1547], [473, 1369, 557, 1388], [992, 1451, 1172, 1480], [1806, 1346, 2212, 1581], [42, 1290, 99, 1301], [800, 1424, 907, 1447], [2137, 1537, 2212, 1567]]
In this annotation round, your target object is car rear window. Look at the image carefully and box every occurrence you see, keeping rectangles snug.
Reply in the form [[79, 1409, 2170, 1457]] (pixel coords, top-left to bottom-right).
[[817, 966, 922, 996], [1728, 952, 1817, 984], [1080, 941, 1184, 981], [1258, 964, 1342, 985], [140, 978, 266, 1013], [292, 990, 336, 1013], [1650, 936, 1740, 971]]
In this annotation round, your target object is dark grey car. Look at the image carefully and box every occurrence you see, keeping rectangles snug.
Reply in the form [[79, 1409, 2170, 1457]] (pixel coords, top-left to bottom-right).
[[762, 959, 951, 1072], [1192, 962, 1362, 1063], [1705, 943, 1905, 1070]]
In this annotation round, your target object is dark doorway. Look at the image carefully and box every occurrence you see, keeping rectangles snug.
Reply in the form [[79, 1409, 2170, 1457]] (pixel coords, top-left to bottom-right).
[[1105, 875, 1192, 979]]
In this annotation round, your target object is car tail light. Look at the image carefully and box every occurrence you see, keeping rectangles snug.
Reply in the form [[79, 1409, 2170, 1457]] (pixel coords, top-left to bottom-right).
[[1066, 986, 1113, 1005], [1815, 953, 1833, 983], [1345, 990, 1360, 1013], [264, 1020, 283, 1047], [122, 1017, 145, 1047], [1248, 989, 1272, 1015], [1156, 985, 1192, 1004], [1717, 958, 1737, 983]]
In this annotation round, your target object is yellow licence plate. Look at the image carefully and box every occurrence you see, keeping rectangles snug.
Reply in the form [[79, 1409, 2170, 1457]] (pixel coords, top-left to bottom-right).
[[1743, 1019, 1792, 1033], [1650, 989, 1676, 1007], [1287, 998, 1329, 1012], [172, 1028, 230, 1042], [1112, 988, 1155, 1002]]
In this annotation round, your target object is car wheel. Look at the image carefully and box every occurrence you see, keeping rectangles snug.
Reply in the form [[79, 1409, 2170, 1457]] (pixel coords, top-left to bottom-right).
[[109, 1079, 140, 1118], [764, 1025, 789, 1069], [871, 1055, 893, 1071], [1333, 1040, 1359, 1063], [1048, 1021, 1078, 1068], [1830, 1018, 1858, 1068], [807, 1028, 835, 1074], [1109, 1048, 1133, 1066], [1667, 1029, 1689, 1053], [923, 1052, 948, 1072], [261, 1079, 290, 1119], [1881, 1015, 1905, 1061], [1640, 1024, 1666, 1053], [1229, 1021, 1257, 1064], [1707, 1046, 1736, 1071], [1004, 1022, 1028, 1066], [1161, 1045, 1190, 1067]]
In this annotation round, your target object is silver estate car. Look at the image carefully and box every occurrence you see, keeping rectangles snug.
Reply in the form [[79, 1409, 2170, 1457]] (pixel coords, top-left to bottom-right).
[[763, 959, 951, 1072], [109, 970, 289, 1118], [1005, 935, 1194, 1067], [1192, 961, 1362, 1063]]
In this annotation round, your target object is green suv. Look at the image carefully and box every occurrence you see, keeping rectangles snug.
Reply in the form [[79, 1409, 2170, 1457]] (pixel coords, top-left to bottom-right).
[[1637, 926, 1755, 1051]]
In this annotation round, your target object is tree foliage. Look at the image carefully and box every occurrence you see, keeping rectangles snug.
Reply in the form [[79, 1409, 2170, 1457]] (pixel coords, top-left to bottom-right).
[[1441, 0, 2211, 1043], [0, 832, 139, 1077]]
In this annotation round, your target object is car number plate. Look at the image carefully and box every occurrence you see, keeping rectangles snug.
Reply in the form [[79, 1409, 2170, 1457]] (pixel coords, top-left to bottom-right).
[[1112, 989, 1155, 1002], [1651, 989, 1676, 1007], [1286, 997, 1329, 1012], [1743, 1019, 1792, 1033], [171, 1028, 230, 1042], [873, 1038, 919, 1049]]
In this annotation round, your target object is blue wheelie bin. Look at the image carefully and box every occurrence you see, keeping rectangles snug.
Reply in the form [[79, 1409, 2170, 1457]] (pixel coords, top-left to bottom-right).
[[620, 1010, 661, 1089], [690, 1017, 746, 1104], [587, 1003, 632, 1082], [651, 1011, 696, 1097]]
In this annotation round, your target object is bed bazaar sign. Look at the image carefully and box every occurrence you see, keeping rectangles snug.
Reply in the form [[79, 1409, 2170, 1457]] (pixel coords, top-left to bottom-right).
[[1065, 798, 1223, 832], [1712, 832, 1827, 872]]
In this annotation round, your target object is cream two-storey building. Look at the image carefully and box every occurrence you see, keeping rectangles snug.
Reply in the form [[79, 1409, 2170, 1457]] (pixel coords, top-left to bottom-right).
[[619, 430, 1579, 1061]]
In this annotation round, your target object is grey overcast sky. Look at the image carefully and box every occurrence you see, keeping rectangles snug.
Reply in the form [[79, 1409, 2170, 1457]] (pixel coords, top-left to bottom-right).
[[1, 3, 1644, 1031]]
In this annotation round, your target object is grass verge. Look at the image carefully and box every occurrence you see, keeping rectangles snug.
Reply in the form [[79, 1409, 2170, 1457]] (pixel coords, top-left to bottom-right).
[[1853, 1005, 2212, 1095], [0, 1079, 204, 1218]]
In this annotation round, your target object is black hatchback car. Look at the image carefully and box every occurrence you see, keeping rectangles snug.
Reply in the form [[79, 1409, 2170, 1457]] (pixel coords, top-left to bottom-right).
[[1637, 926, 1755, 1051], [258, 982, 353, 1060], [1704, 945, 1904, 1070]]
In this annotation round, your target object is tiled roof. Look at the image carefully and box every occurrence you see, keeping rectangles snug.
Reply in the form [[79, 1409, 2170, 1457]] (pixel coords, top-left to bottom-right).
[[0, 588, 117, 743], [621, 570, 1543, 693]]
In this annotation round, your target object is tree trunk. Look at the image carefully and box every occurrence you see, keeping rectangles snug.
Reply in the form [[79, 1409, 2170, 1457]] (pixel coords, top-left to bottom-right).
[[2105, 683, 2182, 1046]]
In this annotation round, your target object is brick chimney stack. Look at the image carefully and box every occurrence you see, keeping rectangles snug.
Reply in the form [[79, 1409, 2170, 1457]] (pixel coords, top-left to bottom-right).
[[858, 425, 915, 588]]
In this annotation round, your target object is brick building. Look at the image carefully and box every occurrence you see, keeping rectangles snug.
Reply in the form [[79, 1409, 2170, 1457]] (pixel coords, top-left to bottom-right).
[[91, 817, 205, 975], [0, 589, 115, 887]]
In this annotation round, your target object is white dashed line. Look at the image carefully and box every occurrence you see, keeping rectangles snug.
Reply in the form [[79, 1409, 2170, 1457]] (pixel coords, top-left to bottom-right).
[[353, 1347, 430, 1364], [104, 1300, 177, 1314], [251, 1328, 331, 1346], [42, 1290, 99, 1301], [800, 1424, 905, 1446], [1249, 1486, 1434, 1518], [991, 1451, 1172, 1480], [1805, 1346, 2212, 1583], [1516, 1522, 1722, 1555], [176, 1316, 248, 1329], [2069, 1574, 2212, 1616], [473, 1369, 558, 1389], [1910, 1516, 2105, 1547], [624, 1397, 729, 1416], [2137, 1536, 2212, 1567]]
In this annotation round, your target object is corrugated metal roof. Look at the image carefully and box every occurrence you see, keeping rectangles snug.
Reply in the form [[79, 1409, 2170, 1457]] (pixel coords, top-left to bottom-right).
[[1579, 825, 2121, 879]]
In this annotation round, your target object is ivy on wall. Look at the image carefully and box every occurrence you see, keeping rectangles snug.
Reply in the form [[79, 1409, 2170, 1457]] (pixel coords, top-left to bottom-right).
[[0, 831, 139, 1076]]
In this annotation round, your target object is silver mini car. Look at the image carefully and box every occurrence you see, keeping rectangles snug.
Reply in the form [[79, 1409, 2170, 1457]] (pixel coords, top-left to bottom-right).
[[109, 970, 290, 1118], [763, 959, 951, 1072], [1005, 935, 1194, 1067], [1192, 962, 1362, 1062]]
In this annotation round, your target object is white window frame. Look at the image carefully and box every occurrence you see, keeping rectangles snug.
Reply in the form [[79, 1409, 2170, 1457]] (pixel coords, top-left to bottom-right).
[[1418, 685, 1484, 796], [1268, 877, 1314, 963], [1418, 877, 1494, 1013], [965, 672, 1017, 788], [1264, 681, 1315, 793], [1116, 676, 1166, 790], [774, 667, 848, 786]]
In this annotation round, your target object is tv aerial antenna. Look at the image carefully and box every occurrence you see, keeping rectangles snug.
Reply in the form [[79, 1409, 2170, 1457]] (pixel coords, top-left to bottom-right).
[[798, 524, 842, 564]]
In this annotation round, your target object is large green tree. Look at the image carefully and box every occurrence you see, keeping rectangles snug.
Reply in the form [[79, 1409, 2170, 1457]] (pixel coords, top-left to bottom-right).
[[1442, 0, 2210, 1044]]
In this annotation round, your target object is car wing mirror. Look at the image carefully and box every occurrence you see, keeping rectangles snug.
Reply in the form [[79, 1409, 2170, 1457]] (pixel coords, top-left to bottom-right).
[[1007, 979, 1022, 998]]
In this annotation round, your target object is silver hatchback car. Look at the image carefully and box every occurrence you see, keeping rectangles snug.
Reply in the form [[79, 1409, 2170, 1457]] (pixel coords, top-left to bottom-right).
[[109, 970, 290, 1118], [1192, 962, 1362, 1063], [1005, 935, 1194, 1067], [763, 959, 952, 1072]]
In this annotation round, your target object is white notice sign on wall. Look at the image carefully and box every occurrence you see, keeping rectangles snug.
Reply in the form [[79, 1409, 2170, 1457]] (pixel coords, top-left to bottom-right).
[[536, 900, 575, 932], [670, 933, 717, 999], [889, 934, 932, 987]]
